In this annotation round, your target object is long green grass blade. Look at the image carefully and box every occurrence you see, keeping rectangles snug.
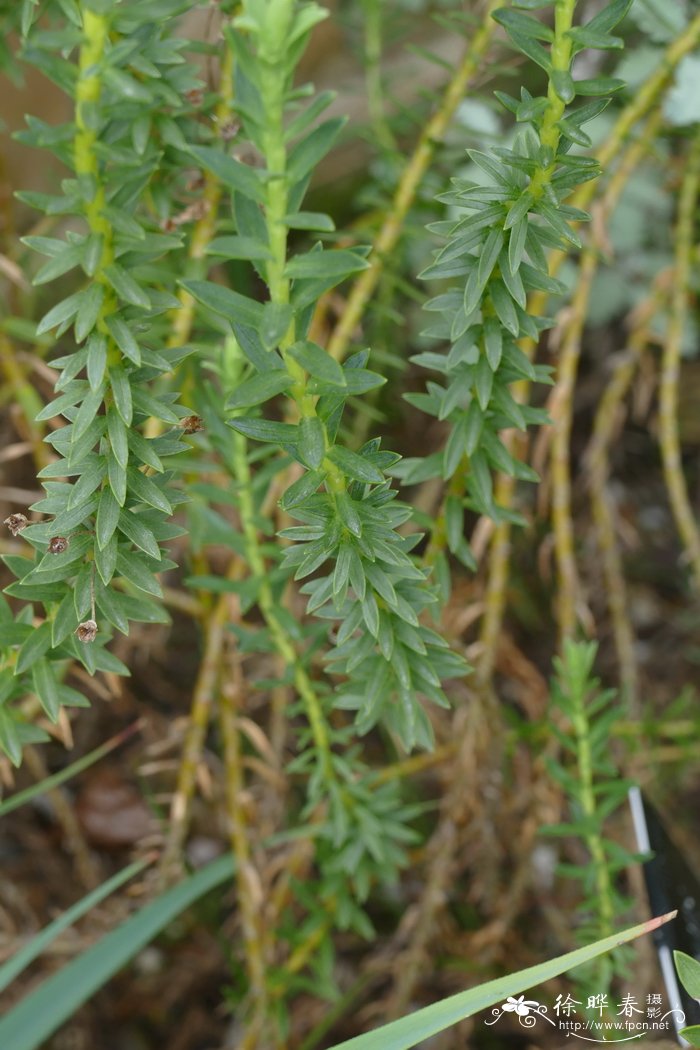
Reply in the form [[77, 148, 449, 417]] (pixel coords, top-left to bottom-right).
[[328, 911, 677, 1050], [0, 854, 153, 995], [0, 720, 144, 818], [0, 853, 235, 1050]]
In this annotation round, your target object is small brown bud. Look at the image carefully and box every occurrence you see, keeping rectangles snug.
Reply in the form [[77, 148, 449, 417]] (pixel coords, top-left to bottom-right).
[[76, 620, 98, 643], [218, 118, 241, 142], [185, 87, 204, 107], [48, 535, 69, 555], [185, 172, 206, 192], [4, 513, 28, 536], [180, 415, 204, 434]]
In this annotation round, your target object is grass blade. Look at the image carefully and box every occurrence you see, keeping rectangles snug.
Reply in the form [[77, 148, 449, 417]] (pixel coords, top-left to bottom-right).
[[0, 720, 144, 819], [328, 911, 677, 1050], [0, 854, 154, 995], [0, 853, 235, 1050]]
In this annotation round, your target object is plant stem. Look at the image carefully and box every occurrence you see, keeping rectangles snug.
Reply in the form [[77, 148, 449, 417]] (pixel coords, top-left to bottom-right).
[[659, 128, 700, 589], [477, 79, 687, 680], [231, 429, 334, 781], [586, 267, 672, 709], [75, 7, 114, 299], [218, 655, 271, 1046], [361, 0, 395, 153]]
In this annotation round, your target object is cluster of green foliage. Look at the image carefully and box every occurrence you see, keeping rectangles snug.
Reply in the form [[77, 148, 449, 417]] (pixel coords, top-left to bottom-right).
[[404, 0, 632, 556], [1, 0, 201, 763], [544, 640, 637, 1001]]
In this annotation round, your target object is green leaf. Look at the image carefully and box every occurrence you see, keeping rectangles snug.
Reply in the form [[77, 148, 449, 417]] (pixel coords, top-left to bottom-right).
[[74, 284, 104, 342], [188, 145, 265, 203], [107, 410, 129, 471], [131, 388, 181, 426], [105, 316, 142, 365], [445, 495, 464, 555], [537, 200, 582, 247], [226, 371, 293, 409], [15, 622, 53, 675], [126, 430, 164, 473], [0, 854, 236, 1050], [504, 192, 534, 233], [107, 453, 127, 507], [205, 235, 272, 260], [261, 302, 293, 350], [508, 217, 528, 273], [675, 950, 700, 999], [288, 117, 345, 182], [285, 249, 369, 280], [32, 242, 84, 286], [585, 0, 634, 34], [298, 417, 326, 469], [31, 661, 61, 722], [557, 116, 592, 148], [474, 355, 493, 410], [328, 446, 384, 484], [290, 341, 346, 386], [51, 592, 79, 647], [110, 367, 133, 426], [180, 279, 263, 328], [567, 25, 624, 51], [500, 25, 552, 72], [342, 369, 386, 395], [477, 228, 503, 288], [552, 69, 575, 103], [94, 532, 119, 586], [96, 488, 121, 550], [87, 333, 107, 391], [117, 511, 161, 561], [0, 707, 22, 768], [71, 383, 106, 443], [115, 552, 162, 598], [489, 281, 519, 337], [493, 7, 553, 40], [467, 452, 494, 515], [279, 469, 323, 509], [104, 264, 151, 309], [282, 211, 335, 231], [574, 75, 625, 95], [483, 318, 502, 370], [126, 468, 173, 515], [95, 582, 129, 633], [228, 417, 298, 445], [36, 290, 82, 336], [326, 913, 676, 1050]]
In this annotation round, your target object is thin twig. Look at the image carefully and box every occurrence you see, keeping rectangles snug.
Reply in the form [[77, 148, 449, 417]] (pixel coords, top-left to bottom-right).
[[658, 129, 700, 589], [219, 646, 272, 1048], [477, 95, 674, 680], [586, 272, 673, 707]]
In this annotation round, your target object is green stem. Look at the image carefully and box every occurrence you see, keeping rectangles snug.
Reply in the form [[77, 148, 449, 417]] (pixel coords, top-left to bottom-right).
[[231, 427, 334, 779], [362, 0, 394, 152], [258, 19, 345, 487], [75, 8, 113, 275], [529, 0, 577, 198]]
